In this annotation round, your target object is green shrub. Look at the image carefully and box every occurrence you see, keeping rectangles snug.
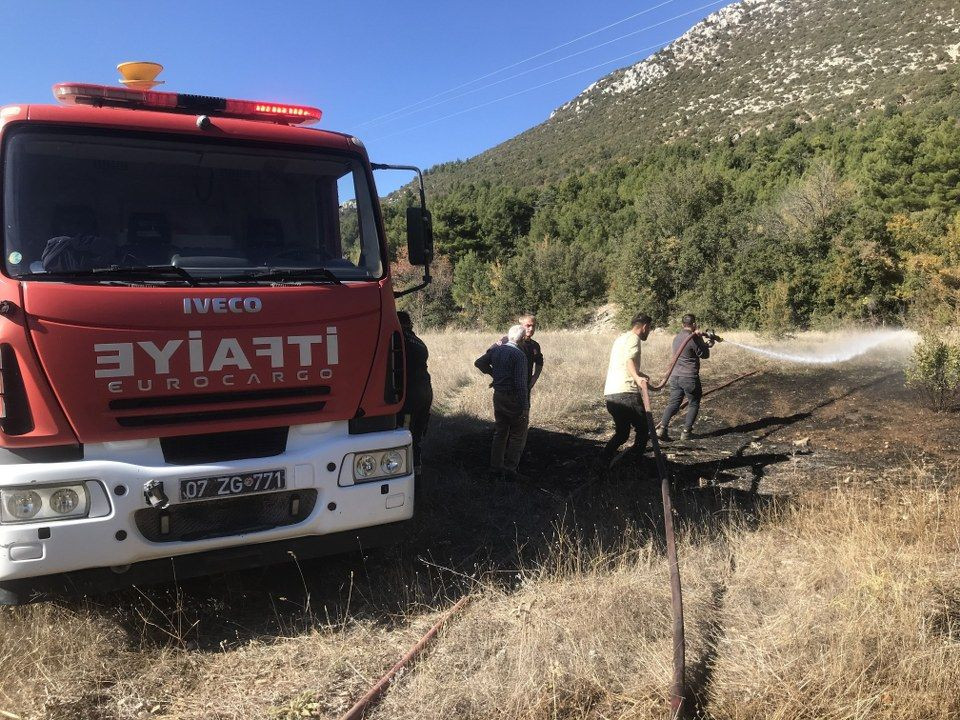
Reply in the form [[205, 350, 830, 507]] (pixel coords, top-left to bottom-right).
[[451, 251, 494, 325], [905, 332, 960, 411], [485, 239, 607, 328], [756, 280, 794, 337], [395, 254, 457, 328]]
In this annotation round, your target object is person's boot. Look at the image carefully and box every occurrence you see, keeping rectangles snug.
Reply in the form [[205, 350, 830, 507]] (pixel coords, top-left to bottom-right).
[[627, 437, 648, 455], [656, 426, 673, 442], [504, 468, 531, 482], [680, 428, 693, 442]]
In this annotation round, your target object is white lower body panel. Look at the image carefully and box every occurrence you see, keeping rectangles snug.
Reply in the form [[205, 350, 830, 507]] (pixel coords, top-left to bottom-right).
[[0, 422, 413, 582]]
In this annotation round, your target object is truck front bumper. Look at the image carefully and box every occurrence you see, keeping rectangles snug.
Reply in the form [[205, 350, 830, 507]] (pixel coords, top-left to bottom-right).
[[0, 422, 413, 595], [0, 520, 410, 604]]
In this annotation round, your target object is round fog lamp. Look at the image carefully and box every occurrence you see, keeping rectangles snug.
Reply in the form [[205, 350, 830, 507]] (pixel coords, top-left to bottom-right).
[[355, 454, 377, 478], [50, 488, 81, 515], [5, 490, 42, 520], [381, 451, 404, 475]]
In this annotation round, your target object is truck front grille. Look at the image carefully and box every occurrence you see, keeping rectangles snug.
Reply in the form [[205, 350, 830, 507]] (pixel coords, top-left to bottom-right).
[[115, 401, 326, 427], [109, 386, 330, 428], [161, 427, 289, 465], [134, 490, 317, 543], [108, 386, 330, 411]]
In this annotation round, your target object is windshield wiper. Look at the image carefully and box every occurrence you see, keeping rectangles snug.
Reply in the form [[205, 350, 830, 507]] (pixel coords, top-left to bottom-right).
[[20, 265, 199, 286], [238, 267, 344, 285]]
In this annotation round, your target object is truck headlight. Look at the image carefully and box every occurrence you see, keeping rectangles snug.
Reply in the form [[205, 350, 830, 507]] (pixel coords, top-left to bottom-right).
[[380, 450, 403, 474], [49, 488, 80, 515], [1, 483, 89, 524], [352, 447, 409, 481], [4, 490, 42, 520], [355, 454, 378, 479]]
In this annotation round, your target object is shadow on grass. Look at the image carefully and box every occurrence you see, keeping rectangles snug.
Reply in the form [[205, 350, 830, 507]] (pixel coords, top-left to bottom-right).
[[702, 413, 810, 438], [703, 369, 902, 441], [66, 407, 792, 654]]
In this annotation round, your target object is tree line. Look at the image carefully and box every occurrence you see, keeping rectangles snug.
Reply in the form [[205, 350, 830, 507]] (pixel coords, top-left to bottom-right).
[[385, 66, 960, 332]]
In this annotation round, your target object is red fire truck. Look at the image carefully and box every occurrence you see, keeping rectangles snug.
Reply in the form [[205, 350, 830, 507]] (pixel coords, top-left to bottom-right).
[[0, 63, 433, 604]]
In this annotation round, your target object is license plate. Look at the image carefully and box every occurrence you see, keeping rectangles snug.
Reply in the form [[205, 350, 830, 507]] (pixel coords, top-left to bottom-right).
[[179, 469, 286, 502]]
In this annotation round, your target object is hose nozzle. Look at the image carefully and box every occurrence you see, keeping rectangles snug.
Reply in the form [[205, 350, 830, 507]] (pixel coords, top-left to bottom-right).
[[703, 330, 723, 343]]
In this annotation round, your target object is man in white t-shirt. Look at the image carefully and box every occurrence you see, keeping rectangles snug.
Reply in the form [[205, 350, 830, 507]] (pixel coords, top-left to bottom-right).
[[600, 312, 654, 466]]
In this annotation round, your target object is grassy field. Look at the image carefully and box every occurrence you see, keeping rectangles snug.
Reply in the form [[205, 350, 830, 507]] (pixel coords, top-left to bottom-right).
[[2, 330, 959, 719]]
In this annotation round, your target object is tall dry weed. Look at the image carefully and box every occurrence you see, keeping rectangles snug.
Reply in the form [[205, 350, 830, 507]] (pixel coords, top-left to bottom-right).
[[710, 478, 960, 720], [373, 471, 960, 720]]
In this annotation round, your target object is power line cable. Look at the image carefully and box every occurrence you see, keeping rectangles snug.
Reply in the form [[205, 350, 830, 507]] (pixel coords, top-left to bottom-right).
[[369, 0, 727, 142], [364, 0, 727, 129], [369, 44, 662, 141], [357, 0, 685, 128]]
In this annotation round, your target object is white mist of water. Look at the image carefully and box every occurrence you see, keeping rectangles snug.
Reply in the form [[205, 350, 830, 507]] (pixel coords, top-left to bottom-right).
[[724, 329, 917, 365]]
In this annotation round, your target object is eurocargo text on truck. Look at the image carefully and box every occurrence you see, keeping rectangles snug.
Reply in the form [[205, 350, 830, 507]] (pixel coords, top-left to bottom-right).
[[0, 62, 434, 604]]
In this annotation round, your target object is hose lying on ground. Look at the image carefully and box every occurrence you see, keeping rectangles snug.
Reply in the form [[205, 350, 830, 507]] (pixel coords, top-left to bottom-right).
[[337, 595, 471, 720], [640, 382, 686, 718]]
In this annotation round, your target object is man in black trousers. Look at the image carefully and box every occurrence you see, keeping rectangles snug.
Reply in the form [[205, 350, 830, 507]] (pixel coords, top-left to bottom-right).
[[600, 312, 653, 468], [658, 313, 714, 442]]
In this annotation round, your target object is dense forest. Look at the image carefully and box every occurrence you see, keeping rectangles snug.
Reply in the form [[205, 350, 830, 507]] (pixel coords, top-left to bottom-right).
[[384, 65, 960, 332]]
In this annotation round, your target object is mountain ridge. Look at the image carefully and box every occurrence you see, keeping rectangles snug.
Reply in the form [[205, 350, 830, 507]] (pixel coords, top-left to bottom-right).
[[422, 0, 960, 194]]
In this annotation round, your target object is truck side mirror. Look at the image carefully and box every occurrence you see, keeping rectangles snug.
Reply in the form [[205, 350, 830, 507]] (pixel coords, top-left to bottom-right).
[[371, 162, 433, 297], [406, 207, 433, 267]]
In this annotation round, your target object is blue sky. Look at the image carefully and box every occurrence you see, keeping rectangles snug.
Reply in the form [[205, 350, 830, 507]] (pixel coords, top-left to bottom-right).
[[0, 0, 726, 193]]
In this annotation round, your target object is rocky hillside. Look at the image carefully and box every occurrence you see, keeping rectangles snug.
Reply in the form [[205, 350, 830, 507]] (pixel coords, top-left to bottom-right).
[[425, 0, 960, 192]]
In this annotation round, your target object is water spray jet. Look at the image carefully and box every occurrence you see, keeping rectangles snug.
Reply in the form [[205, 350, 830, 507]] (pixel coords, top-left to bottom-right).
[[723, 329, 916, 365]]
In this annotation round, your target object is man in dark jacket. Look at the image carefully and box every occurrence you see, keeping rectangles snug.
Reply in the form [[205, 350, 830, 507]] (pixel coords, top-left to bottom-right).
[[474, 324, 529, 481], [658, 313, 714, 442], [397, 311, 432, 473]]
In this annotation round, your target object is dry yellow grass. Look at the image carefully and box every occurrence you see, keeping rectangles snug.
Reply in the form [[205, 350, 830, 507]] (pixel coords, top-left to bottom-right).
[[711, 479, 960, 720], [371, 475, 960, 720], [423, 328, 785, 431], [0, 330, 952, 720]]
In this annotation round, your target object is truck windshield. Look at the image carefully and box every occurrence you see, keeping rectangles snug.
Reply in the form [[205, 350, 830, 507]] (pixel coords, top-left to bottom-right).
[[2, 129, 383, 282]]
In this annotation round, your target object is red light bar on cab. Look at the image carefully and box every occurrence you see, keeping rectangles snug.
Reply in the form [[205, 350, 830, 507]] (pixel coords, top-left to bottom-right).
[[53, 83, 322, 126]]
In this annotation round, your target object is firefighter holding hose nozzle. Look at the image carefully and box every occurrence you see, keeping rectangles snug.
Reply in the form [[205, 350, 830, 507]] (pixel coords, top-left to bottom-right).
[[657, 313, 716, 442]]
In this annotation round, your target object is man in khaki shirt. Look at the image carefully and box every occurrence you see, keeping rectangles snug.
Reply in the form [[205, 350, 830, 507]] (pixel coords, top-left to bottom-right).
[[601, 312, 653, 466]]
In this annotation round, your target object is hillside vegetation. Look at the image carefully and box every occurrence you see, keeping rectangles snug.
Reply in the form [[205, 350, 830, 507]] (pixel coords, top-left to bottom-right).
[[422, 0, 960, 190], [382, 0, 960, 332]]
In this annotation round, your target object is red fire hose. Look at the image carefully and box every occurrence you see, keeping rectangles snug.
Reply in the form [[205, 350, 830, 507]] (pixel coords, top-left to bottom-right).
[[337, 595, 471, 720], [640, 329, 720, 716], [640, 381, 686, 718]]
